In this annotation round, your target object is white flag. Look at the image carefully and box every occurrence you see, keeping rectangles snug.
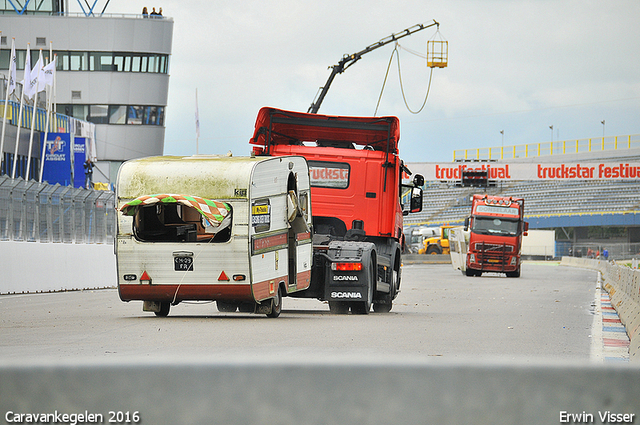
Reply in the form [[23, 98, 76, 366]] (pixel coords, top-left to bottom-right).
[[41, 55, 56, 88], [34, 50, 45, 93], [22, 47, 43, 99], [7, 39, 17, 95], [21, 43, 32, 99]]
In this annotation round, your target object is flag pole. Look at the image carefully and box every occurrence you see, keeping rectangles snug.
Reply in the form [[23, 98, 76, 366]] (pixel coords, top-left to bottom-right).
[[11, 92, 25, 178], [25, 49, 43, 181], [0, 37, 16, 175], [12, 42, 31, 179], [195, 88, 200, 155], [40, 54, 56, 183]]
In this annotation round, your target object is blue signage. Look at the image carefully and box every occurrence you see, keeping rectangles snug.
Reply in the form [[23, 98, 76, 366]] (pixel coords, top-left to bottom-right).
[[40, 132, 72, 186], [74, 138, 87, 189]]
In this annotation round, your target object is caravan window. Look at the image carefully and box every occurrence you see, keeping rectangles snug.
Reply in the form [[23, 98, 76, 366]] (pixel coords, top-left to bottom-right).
[[130, 203, 232, 243]]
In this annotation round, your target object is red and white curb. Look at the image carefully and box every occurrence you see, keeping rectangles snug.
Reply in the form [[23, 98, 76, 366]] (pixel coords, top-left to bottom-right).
[[590, 272, 630, 362]]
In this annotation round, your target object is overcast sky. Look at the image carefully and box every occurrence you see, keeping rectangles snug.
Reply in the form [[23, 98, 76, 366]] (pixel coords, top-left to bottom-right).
[[97, 0, 640, 162]]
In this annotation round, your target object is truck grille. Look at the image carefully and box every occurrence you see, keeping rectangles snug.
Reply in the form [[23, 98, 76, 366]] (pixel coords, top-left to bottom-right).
[[473, 242, 514, 252], [473, 242, 515, 269]]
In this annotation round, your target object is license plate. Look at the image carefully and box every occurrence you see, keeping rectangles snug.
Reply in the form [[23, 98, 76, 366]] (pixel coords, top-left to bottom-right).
[[174, 256, 194, 271]]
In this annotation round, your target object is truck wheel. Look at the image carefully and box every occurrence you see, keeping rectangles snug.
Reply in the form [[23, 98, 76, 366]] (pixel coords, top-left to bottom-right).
[[329, 301, 349, 314], [373, 267, 397, 313], [217, 301, 238, 313], [465, 268, 481, 277], [506, 268, 521, 278], [154, 301, 170, 317], [426, 245, 442, 255], [373, 302, 392, 313], [266, 288, 283, 318]]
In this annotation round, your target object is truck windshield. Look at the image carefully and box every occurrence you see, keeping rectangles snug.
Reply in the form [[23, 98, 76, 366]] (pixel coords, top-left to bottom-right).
[[471, 216, 519, 236]]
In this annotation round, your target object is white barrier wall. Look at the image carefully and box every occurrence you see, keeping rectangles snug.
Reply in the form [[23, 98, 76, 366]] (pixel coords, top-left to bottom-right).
[[2, 358, 640, 425], [561, 256, 640, 361], [0, 241, 116, 294]]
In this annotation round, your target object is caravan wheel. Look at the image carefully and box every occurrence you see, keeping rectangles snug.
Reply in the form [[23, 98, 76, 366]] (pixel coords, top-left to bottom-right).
[[217, 301, 238, 313], [154, 302, 170, 317], [266, 288, 283, 318]]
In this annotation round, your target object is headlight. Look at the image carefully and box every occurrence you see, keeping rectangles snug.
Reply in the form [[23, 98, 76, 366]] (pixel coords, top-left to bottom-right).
[[469, 254, 476, 263], [510, 256, 517, 265]]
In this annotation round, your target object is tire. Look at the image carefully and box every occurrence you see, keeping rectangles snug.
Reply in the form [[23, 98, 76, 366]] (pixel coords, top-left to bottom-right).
[[154, 301, 170, 317], [426, 245, 442, 255], [216, 301, 238, 313], [465, 268, 475, 277], [373, 302, 392, 313], [266, 288, 283, 318], [506, 267, 521, 278], [373, 267, 396, 313], [329, 301, 350, 314]]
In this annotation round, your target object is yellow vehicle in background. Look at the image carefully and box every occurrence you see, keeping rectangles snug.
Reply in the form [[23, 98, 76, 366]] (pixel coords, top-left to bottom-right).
[[419, 225, 455, 255]]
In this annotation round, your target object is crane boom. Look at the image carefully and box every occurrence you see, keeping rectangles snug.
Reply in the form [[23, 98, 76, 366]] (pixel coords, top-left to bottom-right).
[[307, 20, 440, 114]]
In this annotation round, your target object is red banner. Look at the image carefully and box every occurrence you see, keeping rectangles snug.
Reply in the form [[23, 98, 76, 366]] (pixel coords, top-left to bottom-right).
[[406, 162, 640, 181]]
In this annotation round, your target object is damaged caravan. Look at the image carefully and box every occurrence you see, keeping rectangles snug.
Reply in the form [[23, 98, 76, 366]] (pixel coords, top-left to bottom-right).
[[115, 155, 312, 317]]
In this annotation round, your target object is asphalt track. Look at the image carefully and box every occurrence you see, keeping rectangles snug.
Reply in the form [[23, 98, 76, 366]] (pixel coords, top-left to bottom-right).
[[0, 262, 602, 362]]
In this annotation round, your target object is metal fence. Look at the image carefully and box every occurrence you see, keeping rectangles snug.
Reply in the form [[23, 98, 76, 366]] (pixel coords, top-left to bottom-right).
[[453, 133, 640, 161], [0, 175, 115, 244], [556, 240, 640, 261]]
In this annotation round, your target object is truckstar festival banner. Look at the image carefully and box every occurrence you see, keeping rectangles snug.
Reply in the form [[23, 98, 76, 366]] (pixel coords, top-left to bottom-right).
[[407, 162, 640, 182]]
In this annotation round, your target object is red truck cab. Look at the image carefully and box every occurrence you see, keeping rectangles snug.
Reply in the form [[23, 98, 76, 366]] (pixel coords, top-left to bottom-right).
[[250, 107, 423, 313], [464, 194, 528, 278]]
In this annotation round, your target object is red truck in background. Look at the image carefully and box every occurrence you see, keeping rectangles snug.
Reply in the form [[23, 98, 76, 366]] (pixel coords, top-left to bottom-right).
[[464, 194, 528, 278], [250, 107, 424, 313]]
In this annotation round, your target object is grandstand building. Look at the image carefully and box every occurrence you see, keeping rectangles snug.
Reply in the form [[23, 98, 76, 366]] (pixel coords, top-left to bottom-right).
[[0, 0, 173, 185], [407, 137, 640, 259]]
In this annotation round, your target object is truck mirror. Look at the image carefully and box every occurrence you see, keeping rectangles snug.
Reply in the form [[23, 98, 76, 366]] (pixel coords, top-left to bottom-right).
[[413, 174, 424, 187], [410, 187, 423, 213], [464, 217, 470, 231], [523, 221, 529, 236]]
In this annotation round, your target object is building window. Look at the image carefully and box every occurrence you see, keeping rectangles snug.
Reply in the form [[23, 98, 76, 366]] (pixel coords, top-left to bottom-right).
[[57, 104, 165, 126], [70, 52, 87, 71], [127, 106, 144, 124], [0, 51, 170, 74], [88, 105, 109, 124], [90, 52, 114, 71], [109, 105, 127, 124], [131, 56, 141, 72]]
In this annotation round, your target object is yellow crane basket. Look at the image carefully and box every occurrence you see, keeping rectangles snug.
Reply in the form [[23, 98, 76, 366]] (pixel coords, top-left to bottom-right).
[[427, 30, 448, 68]]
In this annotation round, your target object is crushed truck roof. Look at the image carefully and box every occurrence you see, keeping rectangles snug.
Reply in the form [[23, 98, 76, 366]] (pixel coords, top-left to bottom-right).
[[250, 107, 400, 153]]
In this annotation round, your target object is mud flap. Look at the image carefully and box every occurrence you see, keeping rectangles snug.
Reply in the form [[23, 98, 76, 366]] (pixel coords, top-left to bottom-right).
[[324, 240, 376, 304]]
